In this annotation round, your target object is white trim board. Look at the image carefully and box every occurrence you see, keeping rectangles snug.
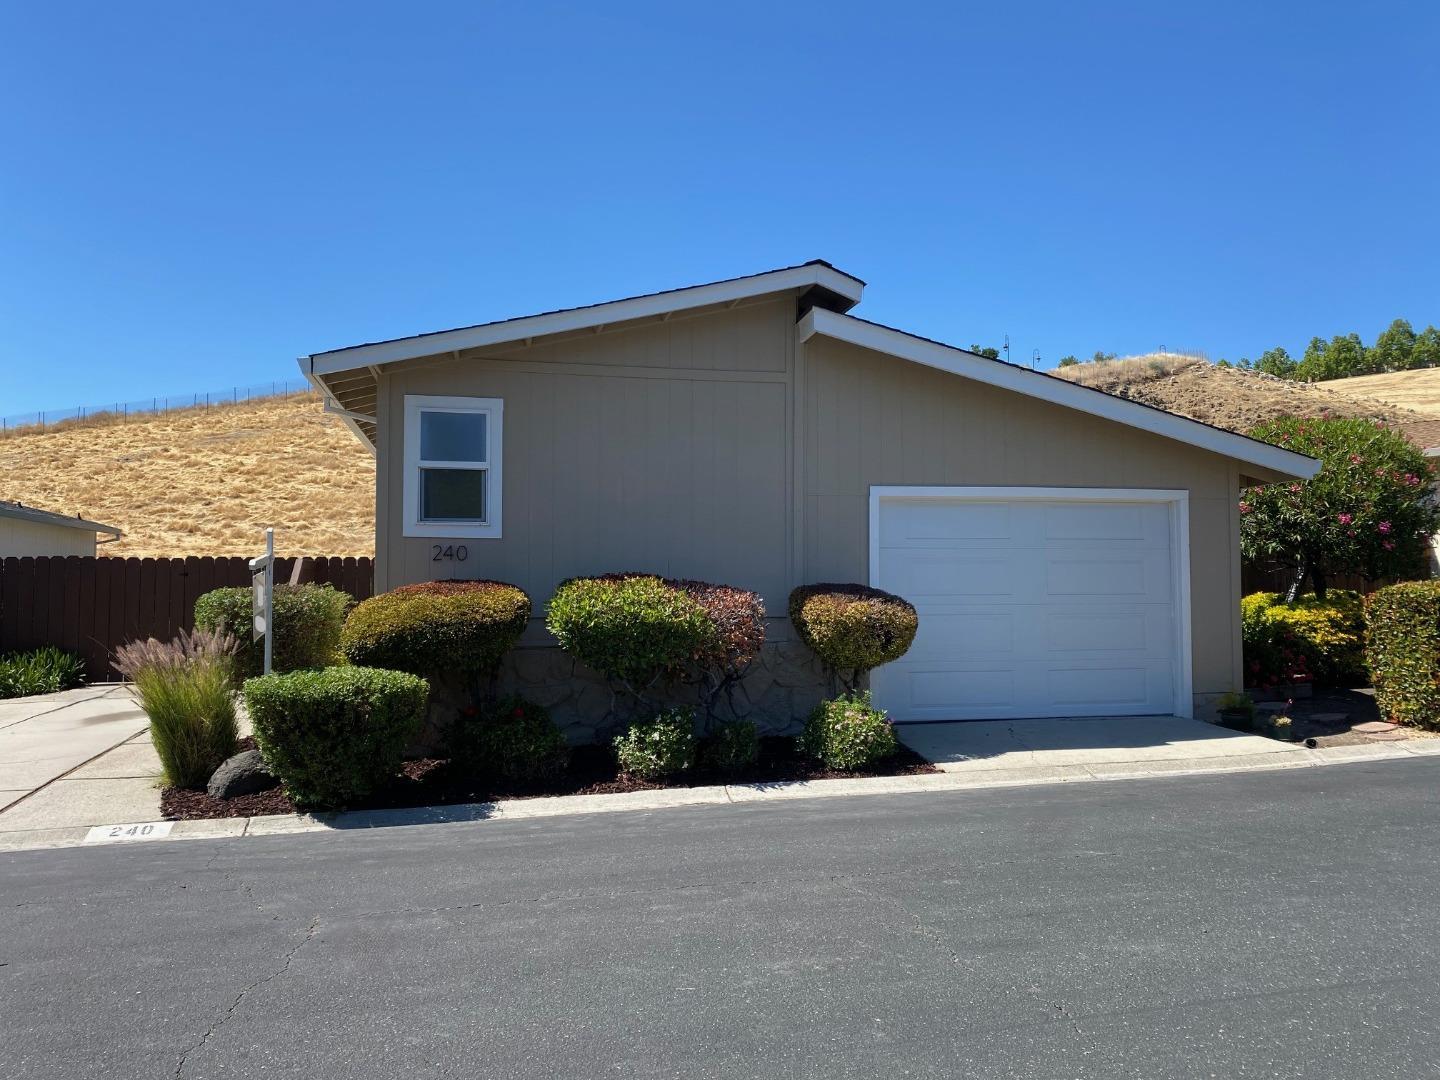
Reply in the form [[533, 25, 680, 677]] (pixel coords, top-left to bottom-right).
[[307, 263, 864, 375], [868, 485, 1194, 720], [801, 309, 1318, 482]]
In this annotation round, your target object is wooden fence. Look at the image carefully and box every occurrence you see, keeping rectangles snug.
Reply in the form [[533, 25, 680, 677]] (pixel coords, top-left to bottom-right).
[[0, 556, 373, 681]]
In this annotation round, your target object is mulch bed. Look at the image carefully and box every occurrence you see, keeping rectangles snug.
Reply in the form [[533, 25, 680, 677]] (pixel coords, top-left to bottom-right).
[[161, 735, 938, 822]]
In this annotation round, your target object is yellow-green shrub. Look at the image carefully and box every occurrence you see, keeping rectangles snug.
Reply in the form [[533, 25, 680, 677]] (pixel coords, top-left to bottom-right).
[[1240, 590, 1365, 688], [340, 580, 530, 678], [789, 584, 918, 692], [1366, 581, 1440, 729]]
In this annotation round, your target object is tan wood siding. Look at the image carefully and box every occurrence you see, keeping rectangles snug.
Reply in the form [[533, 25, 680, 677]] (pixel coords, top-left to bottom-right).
[[801, 335, 1242, 698], [380, 300, 794, 608], [0, 518, 97, 558]]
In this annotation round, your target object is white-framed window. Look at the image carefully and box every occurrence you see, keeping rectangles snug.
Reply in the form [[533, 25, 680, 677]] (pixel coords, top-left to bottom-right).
[[402, 395, 503, 538]]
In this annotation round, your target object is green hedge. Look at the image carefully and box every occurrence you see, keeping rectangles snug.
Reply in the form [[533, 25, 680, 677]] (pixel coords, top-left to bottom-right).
[[456, 695, 569, 783], [1366, 581, 1440, 729], [546, 575, 713, 689], [1240, 590, 1366, 688], [801, 691, 897, 770], [789, 584, 919, 691], [701, 719, 760, 773], [340, 580, 530, 678], [243, 666, 429, 808], [195, 584, 352, 678]]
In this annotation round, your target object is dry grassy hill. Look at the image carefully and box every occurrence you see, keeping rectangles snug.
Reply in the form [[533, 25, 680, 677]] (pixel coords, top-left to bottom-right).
[[0, 393, 374, 558], [1322, 368, 1440, 419], [1053, 353, 1425, 434]]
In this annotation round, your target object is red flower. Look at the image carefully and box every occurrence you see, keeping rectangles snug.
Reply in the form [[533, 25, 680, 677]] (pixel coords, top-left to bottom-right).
[[1378, 521, 1392, 534]]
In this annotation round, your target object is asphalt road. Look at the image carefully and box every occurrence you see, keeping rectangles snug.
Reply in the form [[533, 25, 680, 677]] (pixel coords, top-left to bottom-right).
[[4, 760, 1440, 1080]]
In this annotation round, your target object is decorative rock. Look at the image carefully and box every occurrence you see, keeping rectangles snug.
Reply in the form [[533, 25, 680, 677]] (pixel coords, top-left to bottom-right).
[[1364, 730, 1407, 742], [1353, 720, 1398, 733], [206, 750, 278, 799]]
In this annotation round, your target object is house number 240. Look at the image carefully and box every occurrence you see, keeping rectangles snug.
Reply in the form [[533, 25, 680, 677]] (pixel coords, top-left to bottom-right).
[[431, 544, 469, 562]]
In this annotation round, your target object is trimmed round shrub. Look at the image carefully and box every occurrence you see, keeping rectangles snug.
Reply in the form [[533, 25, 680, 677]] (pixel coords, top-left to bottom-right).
[[340, 580, 530, 678], [546, 575, 714, 690], [195, 583, 353, 679], [789, 583, 919, 690], [801, 691, 898, 770], [613, 708, 697, 780], [1241, 590, 1366, 689], [243, 666, 429, 808], [457, 695, 569, 783], [701, 719, 760, 773], [1366, 581, 1440, 729]]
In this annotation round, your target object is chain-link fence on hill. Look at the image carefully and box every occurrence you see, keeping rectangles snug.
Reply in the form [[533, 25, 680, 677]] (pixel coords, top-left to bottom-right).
[[1, 378, 314, 436]]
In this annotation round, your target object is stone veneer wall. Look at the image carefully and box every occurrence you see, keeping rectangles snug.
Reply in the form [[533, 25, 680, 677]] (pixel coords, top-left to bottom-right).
[[494, 638, 832, 745]]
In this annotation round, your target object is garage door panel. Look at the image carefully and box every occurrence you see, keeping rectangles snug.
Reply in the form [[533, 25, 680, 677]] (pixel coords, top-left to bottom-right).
[[878, 550, 1018, 598], [872, 493, 1183, 720]]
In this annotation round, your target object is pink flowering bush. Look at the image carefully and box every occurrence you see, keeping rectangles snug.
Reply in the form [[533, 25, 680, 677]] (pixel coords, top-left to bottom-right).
[[1242, 417, 1439, 597]]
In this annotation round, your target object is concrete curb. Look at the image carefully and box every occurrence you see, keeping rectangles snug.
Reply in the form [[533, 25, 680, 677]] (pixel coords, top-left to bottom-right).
[[3, 738, 1438, 854]]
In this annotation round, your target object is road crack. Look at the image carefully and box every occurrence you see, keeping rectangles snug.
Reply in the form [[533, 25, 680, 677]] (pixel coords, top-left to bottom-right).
[[173, 916, 318, 1078]]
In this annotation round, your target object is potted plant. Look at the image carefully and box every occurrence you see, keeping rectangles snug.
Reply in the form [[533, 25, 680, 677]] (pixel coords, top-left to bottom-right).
[[1215, 691, 1256, 731], [1268, 714, 1296, 742]]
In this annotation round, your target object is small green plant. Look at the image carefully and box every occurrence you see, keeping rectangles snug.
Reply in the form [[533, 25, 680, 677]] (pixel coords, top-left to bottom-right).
[[112, 628, 240, 788], [1366, 581, 1440, 729], [702, 719, 760, 774], [801, 691, 898, 770], [340, 580, 530, 692], [0, 646, 86, 699], [195, 583, 353, 678], [613, 708, 697, 780], [789, 584, 919, 692], [243, 666, 429, 809], [456, 695, 569, 783], [1215, 691, 1254, 717]]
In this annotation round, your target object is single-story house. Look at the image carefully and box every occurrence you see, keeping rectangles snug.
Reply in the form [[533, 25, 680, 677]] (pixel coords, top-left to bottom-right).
[[0, 501, 121, 558], [301, 261, 1318, 733]]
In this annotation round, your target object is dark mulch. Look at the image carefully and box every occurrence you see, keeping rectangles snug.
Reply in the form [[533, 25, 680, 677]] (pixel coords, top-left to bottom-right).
[[161, 735, 937, 821]]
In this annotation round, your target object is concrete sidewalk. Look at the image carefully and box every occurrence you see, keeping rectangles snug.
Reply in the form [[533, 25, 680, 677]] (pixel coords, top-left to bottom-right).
[[0, 685, 154, 825]]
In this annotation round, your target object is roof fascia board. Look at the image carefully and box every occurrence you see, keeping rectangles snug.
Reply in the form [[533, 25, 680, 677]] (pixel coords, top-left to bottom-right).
[[309, 264, 864, 376], [0, 505, 121, 536], [798, 308, 1320, 481]]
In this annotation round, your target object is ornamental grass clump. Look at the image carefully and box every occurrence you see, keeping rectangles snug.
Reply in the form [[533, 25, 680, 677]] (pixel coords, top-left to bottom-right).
[[340, 580, 530, 693], [243, 666, 429, 808], [613, 708, 698, 780], [113, 627, 240, 788], [801, 691, 898, 770], [1365, 581, 1440, 730], [194, 583, 353, 678], [789, 583, 919, 692]]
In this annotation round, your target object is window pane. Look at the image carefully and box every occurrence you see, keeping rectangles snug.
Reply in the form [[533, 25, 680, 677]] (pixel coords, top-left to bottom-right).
[[421, 468, 487, 522], [420, 410, 487, 462]]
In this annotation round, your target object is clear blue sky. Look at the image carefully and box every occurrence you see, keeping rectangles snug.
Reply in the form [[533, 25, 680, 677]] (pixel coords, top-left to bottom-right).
[[2, 1, 1437, 415]]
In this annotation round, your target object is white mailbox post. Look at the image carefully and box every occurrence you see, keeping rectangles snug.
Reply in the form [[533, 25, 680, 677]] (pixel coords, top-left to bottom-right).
[[248, 528, 275, 676]]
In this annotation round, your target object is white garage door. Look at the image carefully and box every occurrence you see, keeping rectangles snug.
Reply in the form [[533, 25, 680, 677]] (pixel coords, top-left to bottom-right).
[[870, 490, 1187, 721]]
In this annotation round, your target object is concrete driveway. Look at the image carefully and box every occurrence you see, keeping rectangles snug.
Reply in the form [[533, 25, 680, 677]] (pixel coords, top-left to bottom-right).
[[0, 685, 159, 829], [898, 714, 1291, 778]]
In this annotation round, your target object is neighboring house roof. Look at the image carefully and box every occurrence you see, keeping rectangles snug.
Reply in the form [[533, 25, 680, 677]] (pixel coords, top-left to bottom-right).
[[300, 261, 864, 451], [302, 261, 1318, 481], [1394, 419, 1440, 455], [0, 501, 121, 540]]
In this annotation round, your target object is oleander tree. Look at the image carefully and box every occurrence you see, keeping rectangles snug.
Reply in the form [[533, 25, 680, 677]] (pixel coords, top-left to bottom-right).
[[1241, 417, 1440, 600]]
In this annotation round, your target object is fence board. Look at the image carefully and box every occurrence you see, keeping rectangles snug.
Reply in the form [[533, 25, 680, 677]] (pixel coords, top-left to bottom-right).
[[0, 556, 373, 681]]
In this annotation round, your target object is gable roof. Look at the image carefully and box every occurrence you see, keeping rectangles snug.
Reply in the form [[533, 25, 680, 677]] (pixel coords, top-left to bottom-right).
[[798, 308, 1320, 482], [1395, 419, 1440, 453], [0, 500, 121, 540], [300, 260, 865, 450]]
